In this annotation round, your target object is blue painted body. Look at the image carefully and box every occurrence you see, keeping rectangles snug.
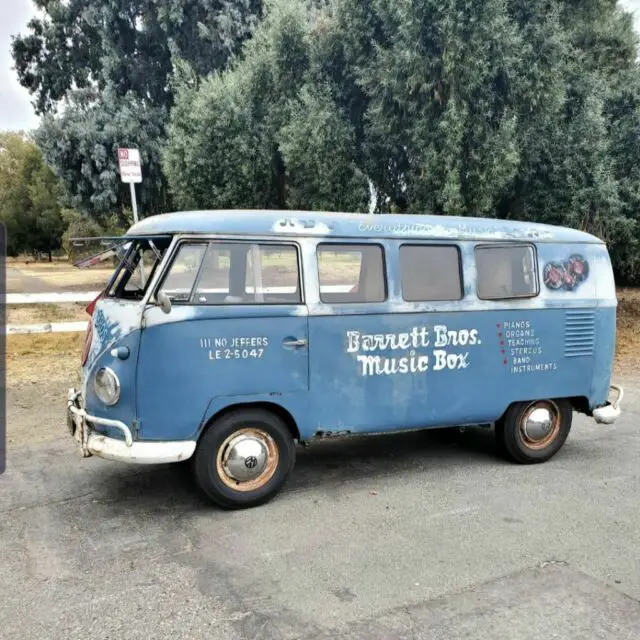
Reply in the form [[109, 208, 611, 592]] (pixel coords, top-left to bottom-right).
[[80, 210, 617, 445]]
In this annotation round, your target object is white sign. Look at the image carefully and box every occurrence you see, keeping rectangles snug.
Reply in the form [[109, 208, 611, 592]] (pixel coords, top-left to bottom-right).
[[117, 148, 142, 183]]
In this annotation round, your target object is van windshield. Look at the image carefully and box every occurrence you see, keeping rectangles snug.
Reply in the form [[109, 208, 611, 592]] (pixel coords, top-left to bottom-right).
[[107, 237, 172, 300]]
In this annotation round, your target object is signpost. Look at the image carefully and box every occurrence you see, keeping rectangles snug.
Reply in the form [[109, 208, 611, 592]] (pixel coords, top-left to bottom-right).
[[117, 147, 144, 281], [117, 148, 142, 223]]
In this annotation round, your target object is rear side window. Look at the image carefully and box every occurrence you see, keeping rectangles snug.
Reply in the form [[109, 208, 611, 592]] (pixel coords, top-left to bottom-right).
[[317, 243, 386, 303], [475, 244, 538, 300], [400, 244, 463, 301], [194, 242, 302, 305]]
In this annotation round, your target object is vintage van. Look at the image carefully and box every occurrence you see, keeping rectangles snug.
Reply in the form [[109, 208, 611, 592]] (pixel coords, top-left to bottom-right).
[[67, 210, 623, 508]]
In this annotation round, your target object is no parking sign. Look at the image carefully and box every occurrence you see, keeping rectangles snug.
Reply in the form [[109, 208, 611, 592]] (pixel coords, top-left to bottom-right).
[[117, 148, 142, 183]]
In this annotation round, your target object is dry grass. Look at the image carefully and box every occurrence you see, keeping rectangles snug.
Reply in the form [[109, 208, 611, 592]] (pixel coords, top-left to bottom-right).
[[7, 259, 112, 292], [8, 303, 89, 324], [27, 270, 111, 288], [614, 288, 640, 374], [8, 332, 84, 385], [9, 258, 110, 274]]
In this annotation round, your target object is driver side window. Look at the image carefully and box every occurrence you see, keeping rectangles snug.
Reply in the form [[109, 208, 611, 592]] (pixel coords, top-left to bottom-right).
[[157, 243, 207, 302]]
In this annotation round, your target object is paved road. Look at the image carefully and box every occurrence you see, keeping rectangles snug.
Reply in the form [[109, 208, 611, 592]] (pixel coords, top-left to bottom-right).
[[2, 380, 640, 639]]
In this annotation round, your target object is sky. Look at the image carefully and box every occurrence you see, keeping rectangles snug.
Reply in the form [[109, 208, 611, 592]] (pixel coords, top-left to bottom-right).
[[0, 0, 39, 131], [1, 0, 640, 133]]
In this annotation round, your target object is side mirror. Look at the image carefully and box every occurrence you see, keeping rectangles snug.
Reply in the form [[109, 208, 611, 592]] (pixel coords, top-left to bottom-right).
[[156, 290, 172, 314]]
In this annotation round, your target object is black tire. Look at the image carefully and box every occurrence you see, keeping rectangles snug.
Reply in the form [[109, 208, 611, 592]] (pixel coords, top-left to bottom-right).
[[495, 399, 572, 464], [193, 408, 296, 509]]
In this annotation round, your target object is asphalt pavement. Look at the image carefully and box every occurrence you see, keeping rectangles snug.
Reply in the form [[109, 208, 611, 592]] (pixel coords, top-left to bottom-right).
[[2, 379, 640, 639]]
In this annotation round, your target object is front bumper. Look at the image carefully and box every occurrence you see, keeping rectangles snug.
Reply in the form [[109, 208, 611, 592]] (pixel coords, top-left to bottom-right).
[[592, 384, 624, 425], [67, 388, 196, 464]]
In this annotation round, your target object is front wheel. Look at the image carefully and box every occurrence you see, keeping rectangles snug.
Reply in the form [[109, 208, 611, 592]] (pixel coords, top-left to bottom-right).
[[193, 409, 296, 509], [496, 399, 572, 464]]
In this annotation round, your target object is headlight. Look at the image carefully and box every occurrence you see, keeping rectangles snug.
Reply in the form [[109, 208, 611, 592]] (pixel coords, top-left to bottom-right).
[[93, 367, 121, 405]]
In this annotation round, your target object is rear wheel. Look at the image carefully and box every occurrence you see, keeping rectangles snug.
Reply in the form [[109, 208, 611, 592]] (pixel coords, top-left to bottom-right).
[[496, 399, 572, 464], [193, 409, 296, 509]]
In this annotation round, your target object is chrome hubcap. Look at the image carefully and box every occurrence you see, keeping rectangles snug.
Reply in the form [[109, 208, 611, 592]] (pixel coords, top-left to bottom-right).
[[519, 401, 560, 450], [216, 427, 279, 492], [522, 407, 553, 442], [222, 434, 269, 482]]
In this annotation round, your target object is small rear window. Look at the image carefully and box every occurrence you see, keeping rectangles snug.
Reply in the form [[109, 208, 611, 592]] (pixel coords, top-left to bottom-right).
[[475, 244, 538, 300]]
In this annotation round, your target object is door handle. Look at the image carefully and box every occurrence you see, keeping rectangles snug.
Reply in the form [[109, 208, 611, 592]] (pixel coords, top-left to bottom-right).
[[282, 338, 308, 348]]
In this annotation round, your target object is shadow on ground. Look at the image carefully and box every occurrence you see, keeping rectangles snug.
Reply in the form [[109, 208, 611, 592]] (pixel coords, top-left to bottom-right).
[[88, 426, 502, 513]]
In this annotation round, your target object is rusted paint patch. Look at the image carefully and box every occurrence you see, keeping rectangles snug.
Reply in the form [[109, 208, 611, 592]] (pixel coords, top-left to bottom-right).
[[313, 429, 352, 439]]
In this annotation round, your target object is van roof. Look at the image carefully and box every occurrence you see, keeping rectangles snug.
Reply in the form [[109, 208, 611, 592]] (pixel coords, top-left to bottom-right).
[[126, 209, 603, 244]]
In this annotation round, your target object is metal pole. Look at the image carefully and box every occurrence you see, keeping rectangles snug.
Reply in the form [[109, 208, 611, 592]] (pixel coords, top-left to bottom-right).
[[129, 182, 139, 224], [129, 182, 144, 284]]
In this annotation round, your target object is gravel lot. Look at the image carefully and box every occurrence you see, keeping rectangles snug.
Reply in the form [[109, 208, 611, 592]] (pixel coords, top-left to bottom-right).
[[2, 374, 639, 639]]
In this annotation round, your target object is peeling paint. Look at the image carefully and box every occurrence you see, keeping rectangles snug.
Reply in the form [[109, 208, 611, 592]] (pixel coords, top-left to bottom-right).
[[86, 299, 142, 367], [126, 209, 601, 244], [272, 217, 333, 235], [357, 221, 555, 241]]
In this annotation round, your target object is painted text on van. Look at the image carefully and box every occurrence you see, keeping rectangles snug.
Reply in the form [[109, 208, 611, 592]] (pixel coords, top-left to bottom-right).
[[346, 325, 481, 377]]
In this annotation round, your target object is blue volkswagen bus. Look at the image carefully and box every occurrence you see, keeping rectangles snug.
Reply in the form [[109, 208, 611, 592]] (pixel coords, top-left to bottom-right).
[[67, 210, 623, 508]]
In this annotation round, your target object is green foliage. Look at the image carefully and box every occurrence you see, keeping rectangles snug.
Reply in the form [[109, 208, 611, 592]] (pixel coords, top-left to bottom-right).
[[277, 85, 369, 211], [164, 0, 640, 282], [34, 88, 170, 222], [12, 0, 263, 219], [164, 70, 274, 209], [12, 0, 262, 114], [14, 0, 640, 281], [60, 209, 104, 259], [0, 133, 66, 259], [164, 0, 369, 212]]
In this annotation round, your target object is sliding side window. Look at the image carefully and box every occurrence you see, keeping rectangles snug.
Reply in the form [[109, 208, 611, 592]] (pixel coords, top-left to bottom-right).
[[317, 243, 386, 303], [400, 244, 463, 301]]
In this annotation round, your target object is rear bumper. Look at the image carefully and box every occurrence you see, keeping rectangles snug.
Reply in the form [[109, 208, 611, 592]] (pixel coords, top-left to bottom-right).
[[593, 384, 623, 425], [67, 388, 196, 464]]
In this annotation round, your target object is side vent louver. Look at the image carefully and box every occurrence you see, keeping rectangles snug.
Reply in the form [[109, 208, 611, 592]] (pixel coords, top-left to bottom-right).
[[564, 310, 596, 358]]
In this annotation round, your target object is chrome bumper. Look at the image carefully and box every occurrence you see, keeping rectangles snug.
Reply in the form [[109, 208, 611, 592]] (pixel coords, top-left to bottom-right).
[[593, 384, 624, 425], [67, 388, 196, 464]]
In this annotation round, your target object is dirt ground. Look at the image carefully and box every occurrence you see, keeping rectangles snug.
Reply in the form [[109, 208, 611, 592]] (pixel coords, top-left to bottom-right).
[[7, 332, 83, 447], [7, 258, 112, 293], [8, 303, 89, 325], [614, 288, 640, 372]]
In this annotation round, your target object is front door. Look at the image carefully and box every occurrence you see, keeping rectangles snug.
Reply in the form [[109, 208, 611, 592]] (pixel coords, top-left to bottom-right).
[[137, 239, 309, 441]]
